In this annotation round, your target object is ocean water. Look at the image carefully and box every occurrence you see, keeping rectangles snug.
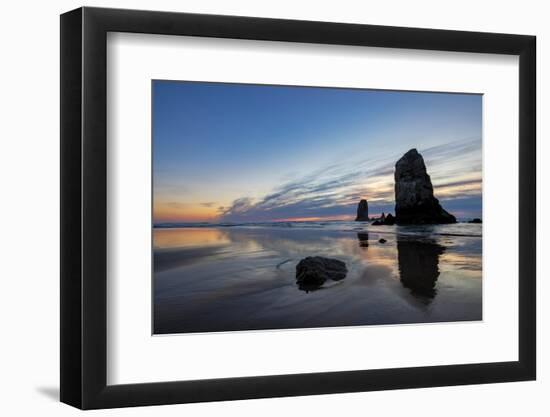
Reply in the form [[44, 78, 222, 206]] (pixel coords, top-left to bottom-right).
[[153, 221, 482, 334]]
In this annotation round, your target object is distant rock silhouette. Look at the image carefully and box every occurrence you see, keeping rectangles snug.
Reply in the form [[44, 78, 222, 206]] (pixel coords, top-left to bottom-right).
[[371, 212, 395, 226], [394, 149, 456, 224], [372, 212, 384, 226], [384, 213, 396, 225], [355, 199, 369, 221], [469, 218, 482, 224], [296, 256, 347, 292]]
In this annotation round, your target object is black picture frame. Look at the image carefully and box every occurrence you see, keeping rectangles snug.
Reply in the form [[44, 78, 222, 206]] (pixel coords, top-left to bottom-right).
[[60, 6, 536, 410]]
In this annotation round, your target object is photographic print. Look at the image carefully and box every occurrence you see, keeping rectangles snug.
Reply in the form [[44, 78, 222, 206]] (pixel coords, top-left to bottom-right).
[[152, 81, 482, 335]]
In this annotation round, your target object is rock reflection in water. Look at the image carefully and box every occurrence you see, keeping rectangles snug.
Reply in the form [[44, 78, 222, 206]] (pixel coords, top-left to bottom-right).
[[357, 232, 369, 248], [397, 240, 445, 299]]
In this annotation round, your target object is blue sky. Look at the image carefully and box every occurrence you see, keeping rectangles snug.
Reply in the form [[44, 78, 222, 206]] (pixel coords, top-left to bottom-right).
[[153, 81, 482, 223]]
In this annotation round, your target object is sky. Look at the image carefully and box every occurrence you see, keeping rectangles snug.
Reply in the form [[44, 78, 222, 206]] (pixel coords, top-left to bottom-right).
[[153, 81, 482, 224]]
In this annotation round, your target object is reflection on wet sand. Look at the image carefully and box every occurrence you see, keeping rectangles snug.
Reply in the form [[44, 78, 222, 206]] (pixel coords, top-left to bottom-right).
[[154, 225, 482, 334], [154, 227, 231, 249], [357, 232, 369, 248], [397, 240, 445, 300]]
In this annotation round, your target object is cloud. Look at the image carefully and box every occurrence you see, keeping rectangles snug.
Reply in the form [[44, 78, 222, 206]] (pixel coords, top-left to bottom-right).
[[164, 201, 188, 209], [219, 197, 255, 217], [219, 137, 482, 222]]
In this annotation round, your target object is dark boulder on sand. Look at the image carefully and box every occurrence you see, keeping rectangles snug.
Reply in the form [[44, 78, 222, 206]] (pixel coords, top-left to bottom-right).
[[355, 199, 369, 221], [296, 256, 348, 290], [394, 149, 456, 225]]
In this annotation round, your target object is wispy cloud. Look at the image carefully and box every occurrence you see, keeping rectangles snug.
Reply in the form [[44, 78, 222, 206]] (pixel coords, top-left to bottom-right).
[[219, 137, 481, 222], [164, 201, 188, 209]]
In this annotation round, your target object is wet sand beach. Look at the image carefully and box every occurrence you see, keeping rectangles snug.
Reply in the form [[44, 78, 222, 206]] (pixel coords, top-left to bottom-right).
[[153, 222, 482, 334]]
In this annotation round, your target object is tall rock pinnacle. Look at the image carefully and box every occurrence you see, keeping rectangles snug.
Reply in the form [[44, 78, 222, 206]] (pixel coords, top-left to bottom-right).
[[355, 199, 369, 221], [394, 149, 456, 225]]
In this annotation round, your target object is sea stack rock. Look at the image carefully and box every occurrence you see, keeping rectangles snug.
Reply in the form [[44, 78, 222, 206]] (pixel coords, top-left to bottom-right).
[[355, 199, 369, 221], [394, 149, 456, 224]]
